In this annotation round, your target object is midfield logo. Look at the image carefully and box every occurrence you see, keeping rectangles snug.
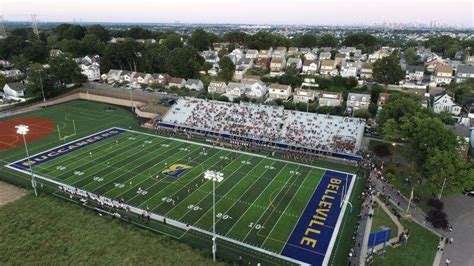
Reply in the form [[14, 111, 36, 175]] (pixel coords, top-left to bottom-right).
[[162, 164, 192, 178]]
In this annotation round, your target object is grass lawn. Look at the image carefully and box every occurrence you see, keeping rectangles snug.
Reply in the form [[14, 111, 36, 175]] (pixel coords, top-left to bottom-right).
[[0, 194, 222, 265], [371, 202, 397, 239], [372, 217, 438, 266]]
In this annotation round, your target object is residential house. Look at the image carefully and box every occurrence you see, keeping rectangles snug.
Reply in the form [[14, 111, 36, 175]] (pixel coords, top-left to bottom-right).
[[242, 79, 268, 100], [101, 69, 122, 83], [319, 51, 331, 60], [334, 53, 346, 65], [152, 73, 171, 85], [405, 65, 425, 83], [207, 81, 227, 94], [455, 65, 474, 83], [49, 49, 63, 57], [433, 92, 461, 115], [270, 57, 287, 72], [425, 58, 445, 73], [368, 48, 392, 62], [299, 48, 311, 54], [185, 79, 204, 91], [360, 63, 373, 80], [254, 58, 271, 70], [288, 47, 299, 56], [465, 55, 474, 65], [293, 88, 316, 103], [302, 60, 319, 74], [272, 47, 287, 58], [377, 93, 391, 110], [318, 91, 343, 107], [347, 93, 371, 110], [304, 52, 318, 61], [225, 82, 246, 99], [258, 48, 273, 58], [212, 42, 230, 52], [433, 65, 453, 85], [0, 69, 23, 79], [0, 60, 12, 68], [268, 83, 292, 100], [133, 72, 147, 84], [80, 64, 100, 81], [168, 77, 186, 88], [286, 58, 303, 70], [340, 61, 360, 78], [227, 49, 244, 64], [246, 49, 259, 59], [201, 50, 220, 64], [319, 60, 338, 76], [3, 82, 26, 100], [120, 71, 134, 83], [338, 47, 356, 57]]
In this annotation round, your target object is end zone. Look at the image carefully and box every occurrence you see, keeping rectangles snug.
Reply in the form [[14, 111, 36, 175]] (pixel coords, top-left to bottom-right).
[[281, 170, 356, 265]]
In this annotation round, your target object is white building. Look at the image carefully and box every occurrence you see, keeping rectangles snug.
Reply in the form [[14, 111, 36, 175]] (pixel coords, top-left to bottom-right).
[[207, 81, 227, 94], [433, 92, 461, 115], [242, 79, 268, 100], [80, 63, 100, 81], [318, 91, 343, 107], [293, 88, 316, 103], [268, 83, 292, 100], [185, 79, 204, 91], [302, 60, 319, 74], [456, 65, 474, 83], [340, 61, 360, 78], [433, 65, 453, 85], [3, 82, 26, 100], [347, 93, 371, 110]]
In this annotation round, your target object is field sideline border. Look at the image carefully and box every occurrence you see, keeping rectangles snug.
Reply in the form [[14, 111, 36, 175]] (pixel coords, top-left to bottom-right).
[[4, 126, 357, 266]]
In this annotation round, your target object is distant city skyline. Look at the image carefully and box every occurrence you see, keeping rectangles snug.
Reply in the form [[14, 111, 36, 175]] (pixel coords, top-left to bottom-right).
[[1, 0, 473, 28]]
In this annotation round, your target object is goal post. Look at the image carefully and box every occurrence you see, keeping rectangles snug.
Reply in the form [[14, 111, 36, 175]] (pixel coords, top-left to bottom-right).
[[57, 120, 77, 142]]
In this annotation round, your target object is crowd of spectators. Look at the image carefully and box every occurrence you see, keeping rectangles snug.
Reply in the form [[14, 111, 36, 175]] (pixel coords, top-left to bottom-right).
[[160, 98, 365, 154]]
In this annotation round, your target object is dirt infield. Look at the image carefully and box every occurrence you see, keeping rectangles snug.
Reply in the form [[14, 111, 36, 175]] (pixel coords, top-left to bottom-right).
[[0, 117, 55, 151], [0, 181, 26, 206]]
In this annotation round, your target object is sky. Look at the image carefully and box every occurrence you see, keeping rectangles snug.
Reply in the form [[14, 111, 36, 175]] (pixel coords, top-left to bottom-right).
[[1, 0, 473, 27]]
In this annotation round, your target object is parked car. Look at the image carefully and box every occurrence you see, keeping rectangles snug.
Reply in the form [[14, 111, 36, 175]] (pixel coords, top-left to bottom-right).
[[463, 190, 474, 197]]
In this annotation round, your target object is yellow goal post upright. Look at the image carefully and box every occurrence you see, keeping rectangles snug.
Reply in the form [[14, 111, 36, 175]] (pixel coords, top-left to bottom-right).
[[57, 120, 77, 142]]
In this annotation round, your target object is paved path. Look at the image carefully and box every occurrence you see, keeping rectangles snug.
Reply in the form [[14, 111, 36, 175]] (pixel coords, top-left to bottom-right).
[[439, 195, 474, 266]]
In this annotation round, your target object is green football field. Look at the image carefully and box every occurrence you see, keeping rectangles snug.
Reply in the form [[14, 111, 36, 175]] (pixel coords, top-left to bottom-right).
[[0, 101, 363, 265]]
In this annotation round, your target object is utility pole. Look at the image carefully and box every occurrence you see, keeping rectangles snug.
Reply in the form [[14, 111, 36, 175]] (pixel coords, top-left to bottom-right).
[[0, 16, 7, 38], [31, 14, 39, 37]]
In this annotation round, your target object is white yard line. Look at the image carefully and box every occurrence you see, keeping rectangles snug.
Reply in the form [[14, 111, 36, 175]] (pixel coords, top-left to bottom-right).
[[224, 161, 286, 237], [191, 159, 274, 227], [241, 166, 302, 242], [139, 150, 230, 210], [261, 168, 315, 249]]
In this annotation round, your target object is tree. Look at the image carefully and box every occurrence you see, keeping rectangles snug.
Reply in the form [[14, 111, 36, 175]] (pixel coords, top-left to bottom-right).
[[218, 56, 235, 82], [166, 46, 203, 79], [343, 33, 377, 53], [353, 109, 371, 119], [346, 76, 358, 89], [188, 29, 212, 51], [446, 79, 474, 106], [81, 34, 105, 55], [427, 209, 449, 229], [404, 47, 421, 65], [86, 25, 110, 42], [48, 54, 86, 85], [373, 144, 391, 157], [162, 34, 183, 50], [377, 93, 421, 130], [319, 34, 337, 47], [223, 31, 247, 45], [143, 44, 169, 73], [25, 67, 56, 98], [245, 31, 275, 50], [101, 39, 144, 72], [294, 34, 318, 48], [373, 55, 404, 89], [22, 41, 48, 63]]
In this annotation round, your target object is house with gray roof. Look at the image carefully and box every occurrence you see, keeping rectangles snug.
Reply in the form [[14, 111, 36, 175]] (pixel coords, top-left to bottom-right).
[[185, 79, 204, 91], [347, 93, 371, 111], [456, 65, 474, 83], [3, 82, 26, 100]]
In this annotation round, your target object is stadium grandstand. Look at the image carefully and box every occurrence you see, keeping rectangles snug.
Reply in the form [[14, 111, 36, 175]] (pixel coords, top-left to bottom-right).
[[157, 98, 365, 160]]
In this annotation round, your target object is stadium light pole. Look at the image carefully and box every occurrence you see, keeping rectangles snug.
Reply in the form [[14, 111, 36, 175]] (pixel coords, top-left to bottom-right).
[[35, 69, 46, 107], [16, 124, 37, 197], [204, 170, 223, 262]]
